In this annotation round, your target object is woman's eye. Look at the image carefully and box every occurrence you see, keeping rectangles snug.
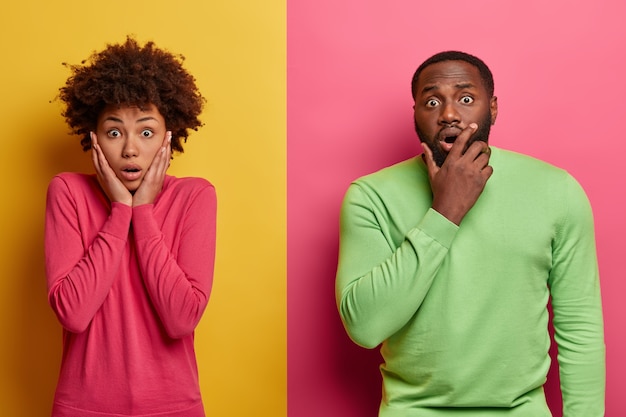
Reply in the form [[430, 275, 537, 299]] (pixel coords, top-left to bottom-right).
[[107, 129, 121, 138], [141, 129, 154, 138], [426, 99, 439, 108], [460, 96, 474, 104]]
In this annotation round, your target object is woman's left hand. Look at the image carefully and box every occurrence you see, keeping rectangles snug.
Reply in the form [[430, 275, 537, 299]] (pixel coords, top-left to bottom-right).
[[132, 131, 172, 207]]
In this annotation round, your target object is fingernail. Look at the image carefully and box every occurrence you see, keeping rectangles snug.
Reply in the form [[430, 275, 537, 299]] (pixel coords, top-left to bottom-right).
[[470, 123, 478, 129]]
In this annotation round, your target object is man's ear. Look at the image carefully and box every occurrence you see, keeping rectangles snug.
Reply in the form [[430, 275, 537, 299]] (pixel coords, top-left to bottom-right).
[[490, 96, 498, 125]]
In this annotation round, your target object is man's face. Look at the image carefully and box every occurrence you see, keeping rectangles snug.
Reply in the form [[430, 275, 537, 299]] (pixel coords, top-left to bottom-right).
[[413, 60, 498, 167]]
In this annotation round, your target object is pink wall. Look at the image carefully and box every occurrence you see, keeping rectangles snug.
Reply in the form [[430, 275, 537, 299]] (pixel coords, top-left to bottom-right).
[[288, 1, 626, 416]]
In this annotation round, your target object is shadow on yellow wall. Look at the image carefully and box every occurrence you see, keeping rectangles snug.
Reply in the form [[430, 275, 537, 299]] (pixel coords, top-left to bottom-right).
[[5, 121, 93, 414]]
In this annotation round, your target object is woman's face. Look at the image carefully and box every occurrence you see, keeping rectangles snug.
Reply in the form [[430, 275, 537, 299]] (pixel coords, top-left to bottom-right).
[[95, 104, 167, 192]]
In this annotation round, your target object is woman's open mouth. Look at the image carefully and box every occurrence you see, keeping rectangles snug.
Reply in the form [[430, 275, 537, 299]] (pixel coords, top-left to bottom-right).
[[120, 167, 142, 181]]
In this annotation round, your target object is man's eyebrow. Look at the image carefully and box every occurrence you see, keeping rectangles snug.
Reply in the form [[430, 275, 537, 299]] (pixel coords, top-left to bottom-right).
[[420, 82, 477, 95], [420, 85, 439, 94], [455, 82, 476, 89]]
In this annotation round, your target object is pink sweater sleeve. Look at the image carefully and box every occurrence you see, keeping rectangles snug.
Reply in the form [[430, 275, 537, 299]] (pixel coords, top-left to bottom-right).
[[131, 182, 217, 339], [45, 175, 132, 333]]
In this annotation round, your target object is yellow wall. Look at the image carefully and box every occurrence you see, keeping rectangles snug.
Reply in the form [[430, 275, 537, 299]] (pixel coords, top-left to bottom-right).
[[0, 1, 285, 416]]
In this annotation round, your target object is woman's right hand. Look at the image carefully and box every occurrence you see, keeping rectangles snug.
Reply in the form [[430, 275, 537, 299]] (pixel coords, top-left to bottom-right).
[[91, 132, 133, 206]]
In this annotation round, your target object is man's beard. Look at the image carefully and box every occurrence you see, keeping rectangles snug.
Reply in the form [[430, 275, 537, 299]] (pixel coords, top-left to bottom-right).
[[415, 113, 492, 167]]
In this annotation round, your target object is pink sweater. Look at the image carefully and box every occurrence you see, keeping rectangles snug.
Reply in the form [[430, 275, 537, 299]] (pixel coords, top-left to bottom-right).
[[45, 173, 217, 417]]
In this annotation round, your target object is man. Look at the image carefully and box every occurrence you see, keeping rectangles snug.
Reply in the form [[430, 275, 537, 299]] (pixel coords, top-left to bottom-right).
[[335, 51, 605, 416]]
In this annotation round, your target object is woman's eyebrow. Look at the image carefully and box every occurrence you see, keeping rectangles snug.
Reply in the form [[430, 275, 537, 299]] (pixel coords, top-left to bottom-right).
[[136, 116, 160, 123], [102, 116, 160, 123]]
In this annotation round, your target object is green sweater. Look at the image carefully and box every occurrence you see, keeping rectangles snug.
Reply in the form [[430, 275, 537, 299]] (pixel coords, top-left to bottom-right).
[[336, 147, 605, 417]]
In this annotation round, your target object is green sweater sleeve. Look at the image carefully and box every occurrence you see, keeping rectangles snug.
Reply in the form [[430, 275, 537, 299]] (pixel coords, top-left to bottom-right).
[[336, 183, 458, 348], [548, 175, 605, 417]]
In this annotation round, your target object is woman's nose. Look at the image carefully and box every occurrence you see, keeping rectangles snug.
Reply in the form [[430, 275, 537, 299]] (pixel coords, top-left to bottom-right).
[[122, 137, 138, 158]]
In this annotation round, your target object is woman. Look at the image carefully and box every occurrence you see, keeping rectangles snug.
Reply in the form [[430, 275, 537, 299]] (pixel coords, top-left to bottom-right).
[[45, 37, 217, 417]]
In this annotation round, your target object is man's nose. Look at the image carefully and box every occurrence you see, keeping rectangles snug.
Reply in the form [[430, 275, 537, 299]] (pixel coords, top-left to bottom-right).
[[439, 102, 461, 125]]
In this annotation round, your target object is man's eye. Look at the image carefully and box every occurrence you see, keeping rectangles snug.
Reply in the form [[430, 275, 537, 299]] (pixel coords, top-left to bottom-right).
[[141, 129, 154, 138], [107, 129, 121, 138], [426, 99, 439, 107], [460, 96, 474, 104]]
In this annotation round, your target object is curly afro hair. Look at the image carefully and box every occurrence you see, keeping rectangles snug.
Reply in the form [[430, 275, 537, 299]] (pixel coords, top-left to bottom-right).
[[59, 36, 205, 154]]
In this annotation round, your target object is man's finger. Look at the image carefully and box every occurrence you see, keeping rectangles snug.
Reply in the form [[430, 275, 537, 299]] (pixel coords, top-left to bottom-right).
[[447, 123, 477, 160], [464, 139, 490, 163], [421, 143, 439, 176]]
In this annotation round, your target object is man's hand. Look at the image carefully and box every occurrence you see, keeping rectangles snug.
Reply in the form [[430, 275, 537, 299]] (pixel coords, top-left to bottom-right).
[[422, 123, 493, 225], [132, 132, 172, 207], [91, 132, 133, 206]]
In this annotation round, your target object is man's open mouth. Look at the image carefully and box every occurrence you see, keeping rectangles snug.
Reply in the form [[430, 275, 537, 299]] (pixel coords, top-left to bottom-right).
[[439, 126, 462, 144]]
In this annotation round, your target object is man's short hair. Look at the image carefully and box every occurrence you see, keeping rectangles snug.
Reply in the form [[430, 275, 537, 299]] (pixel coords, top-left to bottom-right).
[[411, 51, 495, 99]]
